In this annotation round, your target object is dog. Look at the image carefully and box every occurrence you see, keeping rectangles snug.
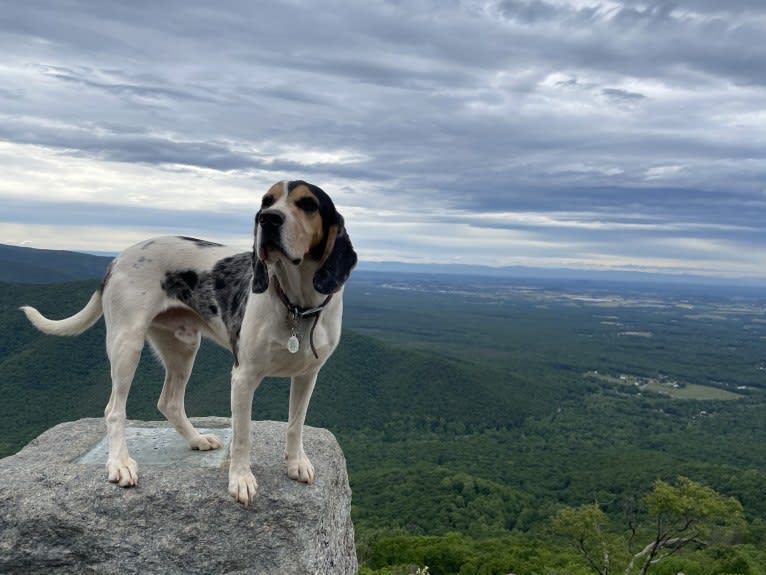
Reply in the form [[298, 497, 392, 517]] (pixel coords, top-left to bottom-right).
[[21, 180, 357, 505]]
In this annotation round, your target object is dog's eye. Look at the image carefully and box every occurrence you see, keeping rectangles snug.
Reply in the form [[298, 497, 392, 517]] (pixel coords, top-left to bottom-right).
[[295, 197, 319, 213], [261, 195, 275, 209]]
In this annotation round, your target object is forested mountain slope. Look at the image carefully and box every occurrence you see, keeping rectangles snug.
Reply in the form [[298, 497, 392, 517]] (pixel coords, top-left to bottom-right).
[[0, 243, 111, 284], [0, 280, 546, 456], [2, 246, 766, 574]]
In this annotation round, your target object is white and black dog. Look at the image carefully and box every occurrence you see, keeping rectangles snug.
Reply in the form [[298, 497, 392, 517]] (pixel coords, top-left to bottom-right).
[[21, 180, 357, 505]]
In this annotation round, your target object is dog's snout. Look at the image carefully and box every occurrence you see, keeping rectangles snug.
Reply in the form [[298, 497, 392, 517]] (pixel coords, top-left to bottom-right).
[[258, 210, 285, 228]]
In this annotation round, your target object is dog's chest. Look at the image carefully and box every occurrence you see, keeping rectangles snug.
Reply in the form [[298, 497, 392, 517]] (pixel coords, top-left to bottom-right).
[[259, 314, 337, 376], [264, 339, 330, 376]]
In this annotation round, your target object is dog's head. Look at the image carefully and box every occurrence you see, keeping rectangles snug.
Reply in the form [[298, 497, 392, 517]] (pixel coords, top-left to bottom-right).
[[252, 180, 357, 295]]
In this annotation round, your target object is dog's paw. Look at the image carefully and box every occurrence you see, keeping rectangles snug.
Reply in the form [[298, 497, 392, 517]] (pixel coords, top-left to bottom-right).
[[228, 468, 258, 506], [190, 433, 223, 451], [106, 457, 138, 487], [287, 452, 315, 485]]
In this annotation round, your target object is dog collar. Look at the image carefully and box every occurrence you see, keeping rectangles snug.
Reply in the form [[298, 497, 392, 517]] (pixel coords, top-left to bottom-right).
[[273, 276, 333, 358]]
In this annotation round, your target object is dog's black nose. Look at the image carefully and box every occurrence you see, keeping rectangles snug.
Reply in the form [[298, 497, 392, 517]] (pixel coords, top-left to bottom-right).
[[258, 210, 284, 228]]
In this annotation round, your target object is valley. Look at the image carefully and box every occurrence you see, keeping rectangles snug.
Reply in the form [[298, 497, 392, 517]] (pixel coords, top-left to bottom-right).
[[2, 256, 766, 574]]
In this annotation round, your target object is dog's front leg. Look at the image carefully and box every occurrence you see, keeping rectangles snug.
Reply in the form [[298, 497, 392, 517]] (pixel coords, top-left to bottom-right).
[[228, 365, 262, 506], [285, 370, 319, 485]]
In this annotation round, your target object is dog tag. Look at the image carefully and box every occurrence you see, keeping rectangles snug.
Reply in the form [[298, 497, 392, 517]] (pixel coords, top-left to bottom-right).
[[287, 334, 300, 354]]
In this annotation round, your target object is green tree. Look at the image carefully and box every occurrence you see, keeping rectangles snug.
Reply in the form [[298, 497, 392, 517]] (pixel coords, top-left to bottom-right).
[[553, 504, 628, 575], [555, 476, 745, 575]]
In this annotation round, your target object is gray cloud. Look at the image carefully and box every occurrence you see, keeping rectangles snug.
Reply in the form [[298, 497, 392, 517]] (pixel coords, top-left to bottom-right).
[[0, 0, 765, 276], [2, 196, 254, 236], [601, 88, 646, 101]]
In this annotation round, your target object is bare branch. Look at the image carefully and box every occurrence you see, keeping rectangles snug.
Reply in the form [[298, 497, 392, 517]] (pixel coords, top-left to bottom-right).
[[577, 537, 608, 575], [623, 540, 656, 575]]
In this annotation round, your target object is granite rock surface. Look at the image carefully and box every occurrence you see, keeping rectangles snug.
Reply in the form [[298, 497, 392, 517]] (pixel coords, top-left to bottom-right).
[[0, 417, 356, 574]]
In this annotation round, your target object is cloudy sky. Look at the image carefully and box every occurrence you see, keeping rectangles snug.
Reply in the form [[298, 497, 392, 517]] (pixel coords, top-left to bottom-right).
[[1, 0, 765, 279]]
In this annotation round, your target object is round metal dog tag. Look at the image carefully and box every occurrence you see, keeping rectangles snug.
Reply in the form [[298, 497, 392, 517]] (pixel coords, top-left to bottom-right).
[[287, 335, 300, 354]]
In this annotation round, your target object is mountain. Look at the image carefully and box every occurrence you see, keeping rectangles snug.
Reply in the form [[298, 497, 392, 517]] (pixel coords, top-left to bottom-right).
[[0, 244, 541, 451], [0, 280, 545, 457], [359, 260, 766, 289], [6, 242, 766, 289], [0, 244, 112, 284], [3, 243, 766, 574]]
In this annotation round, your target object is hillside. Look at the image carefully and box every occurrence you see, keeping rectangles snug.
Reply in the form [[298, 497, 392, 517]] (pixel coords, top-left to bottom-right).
[[2, 244, 766, 574], [0, 244, 111, 284], [0, 280, 547, 456]]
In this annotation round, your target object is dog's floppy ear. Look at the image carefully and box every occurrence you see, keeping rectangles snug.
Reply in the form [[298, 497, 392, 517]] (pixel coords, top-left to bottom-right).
[[313, 212, 357, 295], [251, 210, 270, 293], [252, 257, 269, 293]]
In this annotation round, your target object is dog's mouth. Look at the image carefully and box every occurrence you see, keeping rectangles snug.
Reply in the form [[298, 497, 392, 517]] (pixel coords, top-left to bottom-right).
[[258, 244, 272, 262], [259, 242, 301, 266]]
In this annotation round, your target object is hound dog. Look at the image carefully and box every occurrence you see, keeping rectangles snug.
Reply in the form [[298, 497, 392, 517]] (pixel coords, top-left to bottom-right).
[[21, 180, 357, 506]]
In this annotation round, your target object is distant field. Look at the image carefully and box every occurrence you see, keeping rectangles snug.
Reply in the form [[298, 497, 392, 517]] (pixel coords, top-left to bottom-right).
[[646, 382, 744, 401], [586, 371, 744, 401]]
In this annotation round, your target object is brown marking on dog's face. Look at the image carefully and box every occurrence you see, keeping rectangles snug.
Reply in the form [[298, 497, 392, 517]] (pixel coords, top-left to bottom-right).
[[261, 182, 285, 209], [256, 181, 328, 265], [286, 183, 325, 255], [253, 180, 356, 295]]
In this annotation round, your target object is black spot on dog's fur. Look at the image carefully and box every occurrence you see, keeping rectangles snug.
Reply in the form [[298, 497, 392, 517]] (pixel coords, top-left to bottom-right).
[[161, 271, 199, 306], [230, 290, 243, 315], [211, 253, 253, 364], [177, 236, 224, 248], [100, 261, 115, 294], [180, 271, 198, 289], [132, 256, 152, 270], [161, 253, 253, 364]]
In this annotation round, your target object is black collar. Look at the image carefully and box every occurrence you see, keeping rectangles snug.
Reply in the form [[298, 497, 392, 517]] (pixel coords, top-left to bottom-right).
[[273, 276, 333, 359], [273, 276, 333, 320]]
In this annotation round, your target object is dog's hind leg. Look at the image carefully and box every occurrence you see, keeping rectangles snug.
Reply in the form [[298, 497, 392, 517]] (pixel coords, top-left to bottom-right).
[[103, 325, 145, 487], [148, 326, 223, 451]]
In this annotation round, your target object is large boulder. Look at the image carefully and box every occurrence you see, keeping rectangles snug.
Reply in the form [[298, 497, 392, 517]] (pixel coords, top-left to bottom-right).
[[0, 417, 357, 574]]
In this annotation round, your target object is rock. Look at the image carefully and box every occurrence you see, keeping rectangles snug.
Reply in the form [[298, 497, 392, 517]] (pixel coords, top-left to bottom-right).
[[0, 418, 357, 575]]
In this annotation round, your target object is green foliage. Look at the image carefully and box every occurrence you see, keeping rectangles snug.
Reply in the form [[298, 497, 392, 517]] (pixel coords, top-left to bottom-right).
[[2, 271, 766, 574], [555, 477, 746, 575], [646, 476, 745, 536], [366, 533, 472, 574], [352, 466, 531, 538], [364, 532, 595, 575], [553, 504, 629, 573]]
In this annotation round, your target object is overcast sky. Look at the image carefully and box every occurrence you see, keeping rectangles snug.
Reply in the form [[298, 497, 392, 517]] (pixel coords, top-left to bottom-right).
[[1, 0, 765, 278]]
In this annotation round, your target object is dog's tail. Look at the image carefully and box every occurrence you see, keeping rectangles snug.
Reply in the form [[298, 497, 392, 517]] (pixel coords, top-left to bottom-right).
[[20, 291, 104, 336]]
